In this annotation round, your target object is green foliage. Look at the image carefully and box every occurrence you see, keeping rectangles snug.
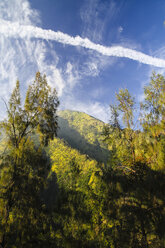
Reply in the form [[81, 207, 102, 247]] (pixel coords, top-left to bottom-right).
[[102, 72, 165, 247], [49, 138, 108, 247], [0, 138, 53, 247], [49, 136, 165, 247], [0, 71, 164, 247], [141, 72, 165, 127], [116, 88, 135, 129], [50, 138, 99, 190], [25, 72, 59, 146], [1, 72, 59, 148], [140, 72, 165, 170], [58, 110, 109, 163], [0, 72, 59, 247], [103, 91, 136, 167]]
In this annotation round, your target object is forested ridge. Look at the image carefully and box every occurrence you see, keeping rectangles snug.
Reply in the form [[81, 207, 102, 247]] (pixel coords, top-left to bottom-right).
[[57, 110, 109, 163], [0, 72, 164, 247]]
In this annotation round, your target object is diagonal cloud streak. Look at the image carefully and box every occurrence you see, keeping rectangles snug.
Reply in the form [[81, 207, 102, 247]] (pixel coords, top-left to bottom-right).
[[1, 19, 165, 68]]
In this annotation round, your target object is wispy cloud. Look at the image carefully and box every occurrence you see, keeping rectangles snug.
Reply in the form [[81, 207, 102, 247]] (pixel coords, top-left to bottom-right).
[[61, 98, 110, 123], [1, 0, 164, 122], [80, 0, 121, 43], [1, 19, 165, 68], [0, 0, 67, 99], [0, 0, 110, 122], [136, 45, 165, 106], [118, 26, 123, 34], [0, 0, 40, 25]]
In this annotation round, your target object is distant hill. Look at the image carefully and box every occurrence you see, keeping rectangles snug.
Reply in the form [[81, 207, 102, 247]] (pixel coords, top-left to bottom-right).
[[57, 110, 109, 164], [0, 110, 110, 164]]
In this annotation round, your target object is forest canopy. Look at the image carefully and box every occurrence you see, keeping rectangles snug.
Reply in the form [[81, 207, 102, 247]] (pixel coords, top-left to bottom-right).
[[0, 71, 164, 248]]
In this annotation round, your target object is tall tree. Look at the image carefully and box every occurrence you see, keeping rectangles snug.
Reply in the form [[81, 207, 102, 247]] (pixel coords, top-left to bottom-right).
[[104, 89, 136, 167], [0, 72, 59, 247], [2, 72, 59, 148], [141, 72, 165, 170], [103, 79, 165, 248], [116, 89, 134, 129]]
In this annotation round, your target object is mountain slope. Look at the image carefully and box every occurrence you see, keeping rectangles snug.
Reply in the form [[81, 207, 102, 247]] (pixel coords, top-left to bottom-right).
[[0, 110, 109, 164], [57, 110, 109, 163]]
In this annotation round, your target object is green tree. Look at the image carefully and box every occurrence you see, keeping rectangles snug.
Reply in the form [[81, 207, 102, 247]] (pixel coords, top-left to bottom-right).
[[0, 72, 59, 247], [1, 72, 59, 148], [141, 72, 165, 170], [104, 89, 136, 168], [103, 81, 165, 247], [116, 89, 134, 129], [103, 104, 122, 167]]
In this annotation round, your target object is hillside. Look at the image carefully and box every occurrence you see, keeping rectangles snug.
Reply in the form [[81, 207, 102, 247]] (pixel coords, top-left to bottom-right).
[[0, 110, 109, 164], [57, 110, 109, 163]]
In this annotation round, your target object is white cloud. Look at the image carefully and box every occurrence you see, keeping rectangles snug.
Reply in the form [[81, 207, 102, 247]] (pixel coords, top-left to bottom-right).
[[118, 26, 123, 33], [80, 0, 120, 43], [64, 62, 80, 89], [90, 87, 105, 99], [1, 0, 164, 123], [61, 99, 110, 123], [0, 0, 111, 122], [0, 0, 66, 102], [1, 19, 165, 68], [0, 0, 40, 25], [151, 46, 165, 75], [136, 45, 165, 106]]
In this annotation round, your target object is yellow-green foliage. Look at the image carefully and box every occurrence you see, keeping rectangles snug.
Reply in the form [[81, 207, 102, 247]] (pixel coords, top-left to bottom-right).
[[49, 138, 109, 246], [58, 110, 105, 145], [57, 110, 109, 163], [0, 136, 7, 154], [49, 137, 102, 192], [0, 72, 164, 248]]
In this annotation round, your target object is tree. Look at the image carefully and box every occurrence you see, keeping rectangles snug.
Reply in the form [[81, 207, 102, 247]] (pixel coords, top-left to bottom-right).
[[116, 89, 134, 130], [1, 72, 59, 148], [103, 80, 165, 247], [104, 89, 136, 168], [0, 72, 59, 247], [140, 72, 165, 170], [25, 72, 59, 146], [141, 72, 165, 129], [103, 104, 122, 167]]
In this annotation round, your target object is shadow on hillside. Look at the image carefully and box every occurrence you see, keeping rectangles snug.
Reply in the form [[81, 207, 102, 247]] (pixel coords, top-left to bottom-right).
[[42, 172, 59, 211], [57, 117, 109, 164]]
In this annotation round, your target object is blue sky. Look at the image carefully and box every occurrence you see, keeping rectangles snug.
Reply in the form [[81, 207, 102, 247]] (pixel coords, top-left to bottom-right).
[[0, 0, 165, 122]]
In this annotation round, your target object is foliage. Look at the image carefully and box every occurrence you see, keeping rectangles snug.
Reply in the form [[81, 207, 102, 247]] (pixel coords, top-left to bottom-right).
[[0, 72, 59, 247], [1, 72, 59, 148], [0, 71, 164, 247], [57, 110, 109, 163], [49, 137, 106, 247], [140, 72, 165, 170], [0, 139, 54, 247], [103, 90, 136, 167], [102, 72, 165, 247]]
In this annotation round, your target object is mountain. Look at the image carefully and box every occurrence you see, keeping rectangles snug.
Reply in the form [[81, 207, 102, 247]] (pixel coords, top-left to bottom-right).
[[0, 110, 109, 164], [57, 110, 109, 164]]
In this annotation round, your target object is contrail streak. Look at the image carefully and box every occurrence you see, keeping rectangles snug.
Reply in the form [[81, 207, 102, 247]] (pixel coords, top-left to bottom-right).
[[1, 19, 165, 68]]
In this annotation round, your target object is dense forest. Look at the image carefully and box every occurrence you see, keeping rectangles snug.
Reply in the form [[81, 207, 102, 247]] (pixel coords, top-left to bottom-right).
[[57, 110, 109, 163], [0, 71, 164, 247]]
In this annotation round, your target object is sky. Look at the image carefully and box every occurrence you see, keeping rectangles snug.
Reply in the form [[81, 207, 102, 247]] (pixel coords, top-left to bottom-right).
[[0, 0, 165, 122]]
